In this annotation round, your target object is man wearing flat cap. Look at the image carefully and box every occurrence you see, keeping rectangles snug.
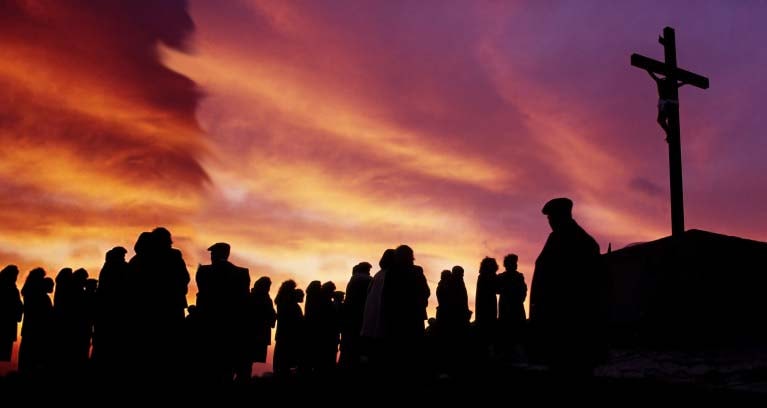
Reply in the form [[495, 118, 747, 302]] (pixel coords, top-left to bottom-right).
[[530, 197, 606, 376], [195, 242, 251, 383]]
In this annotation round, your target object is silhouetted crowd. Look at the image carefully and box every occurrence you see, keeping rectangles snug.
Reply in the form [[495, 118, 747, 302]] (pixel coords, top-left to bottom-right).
[[0, 198, 608, 386]]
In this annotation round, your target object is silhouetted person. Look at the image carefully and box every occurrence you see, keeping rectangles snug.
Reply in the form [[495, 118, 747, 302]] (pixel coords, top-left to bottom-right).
[[475, 257, 499, 357], [93, 246, 131, 375], [648, 71, 681, 134], [360, 249, 395, 371], [69, 268, 93, 374], [0, 265, 23, 362], [433, 270, 453, 375], [49, 267, 91, 375], [381, 245, 430, 374], [18, 269, 53, 377], [126, 231, 152, 374], [195, 242, 251, 384], [273, 280, 304, 376], [432, 265, 472, 375], [149, 227, 190, 320], [317, 281, 341, 373], [246, 277, 276, 369], [530, 197, 604, 377], [52, 267, 76, 374], [451, 265, 471, 326], [131, 227, 190, 382], [303, 280, 323, 374], [435, 266, 469, 349], [436, 269, 453, 326], [448, 265, 472, 373], [383, 245, 430, 338], [497, 254, 527, 358], [361, 249, 395, 340], [339, 261, 372, 370]]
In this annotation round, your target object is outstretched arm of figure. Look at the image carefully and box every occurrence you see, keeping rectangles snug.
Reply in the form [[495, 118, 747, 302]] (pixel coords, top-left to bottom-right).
[[647, 70, 661, 82]]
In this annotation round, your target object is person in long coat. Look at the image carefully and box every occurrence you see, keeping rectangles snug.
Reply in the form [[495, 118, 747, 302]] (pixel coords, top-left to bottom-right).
[[273, 280, 304, 375], [475, 257, 499, 353], [529, 197, 605, 375], [0, 265, 23, 362], [497, 254, 527, 356], [498, 254, 527, 324], [247, 276, 276, 365], [195, 242, 250, 383], [18, 269, 54, 375], [339, 262, 372, 369]]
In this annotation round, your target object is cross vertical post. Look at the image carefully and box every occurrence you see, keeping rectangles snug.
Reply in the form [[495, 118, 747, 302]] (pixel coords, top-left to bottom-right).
[[631, 27, 709, 238], [662, 27, 685, 238]]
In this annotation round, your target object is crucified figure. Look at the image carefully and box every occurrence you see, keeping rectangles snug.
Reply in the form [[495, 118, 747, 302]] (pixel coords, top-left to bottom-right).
[[647, 71, 685, 134]]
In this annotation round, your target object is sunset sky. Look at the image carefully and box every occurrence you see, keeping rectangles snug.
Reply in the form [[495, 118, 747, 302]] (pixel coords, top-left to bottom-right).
[[1, 1, 767, 369]]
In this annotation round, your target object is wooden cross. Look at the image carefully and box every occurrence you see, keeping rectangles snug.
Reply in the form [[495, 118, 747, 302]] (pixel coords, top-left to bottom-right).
[[631, 27, 709, 238]]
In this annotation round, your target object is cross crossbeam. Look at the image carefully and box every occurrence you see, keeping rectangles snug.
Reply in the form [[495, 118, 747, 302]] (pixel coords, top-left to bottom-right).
[[631, 53, 709, 89]]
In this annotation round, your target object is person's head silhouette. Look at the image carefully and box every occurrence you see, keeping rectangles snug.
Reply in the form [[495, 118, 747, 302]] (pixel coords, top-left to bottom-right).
[[451, 265, 464, 280], [106, 246, 127, 263], [503, 254, 518, 271], [253, 276, 271, 294], [542, 197, 573, 232], [353, 262, 372, 276], [152, 227, 173, 249], [207, 242, 231, 263], [0, 265, 19, 284], [379, 248, 396, 270], [395, 245, 415, 268], [479, 257, 498, 274]]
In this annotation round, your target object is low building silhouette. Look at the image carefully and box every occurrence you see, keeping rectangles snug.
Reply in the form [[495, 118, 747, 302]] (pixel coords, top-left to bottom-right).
[[604, 229, 767, 347]]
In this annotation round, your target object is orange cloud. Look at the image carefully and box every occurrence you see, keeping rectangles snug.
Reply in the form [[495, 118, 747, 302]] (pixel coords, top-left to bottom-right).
[[0, 1, 210, 310], [164, 47, 511, 190]]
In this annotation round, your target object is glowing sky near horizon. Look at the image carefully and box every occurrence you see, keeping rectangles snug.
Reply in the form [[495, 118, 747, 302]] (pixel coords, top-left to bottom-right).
[[2, 0, 767, 371]]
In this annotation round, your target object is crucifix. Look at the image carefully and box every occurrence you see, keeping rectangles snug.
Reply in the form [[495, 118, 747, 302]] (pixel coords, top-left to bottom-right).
[[631, 27, 709, 238]]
